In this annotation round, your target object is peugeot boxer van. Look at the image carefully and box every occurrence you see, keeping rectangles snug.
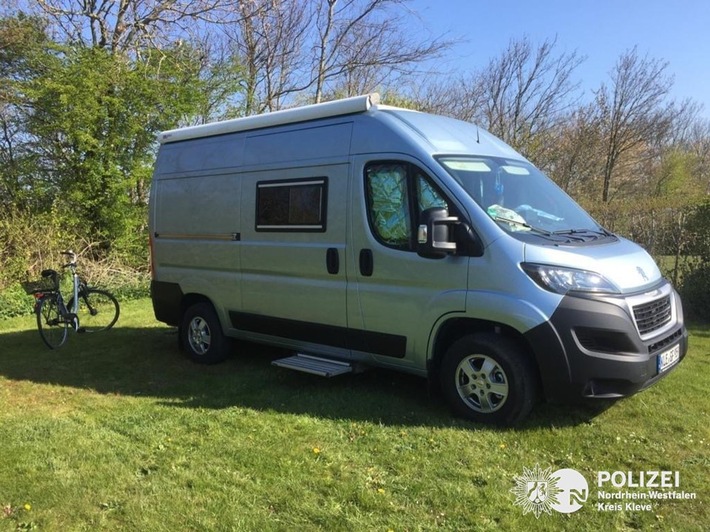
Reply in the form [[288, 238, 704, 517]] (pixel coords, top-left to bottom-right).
[[149, 93, 688, 425]]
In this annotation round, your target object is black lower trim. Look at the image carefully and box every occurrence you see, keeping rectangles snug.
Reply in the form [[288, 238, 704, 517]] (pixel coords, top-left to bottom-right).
[[229, 311, 407, 358], [524, 287, 688, 403], [150, 280, 184, 326]]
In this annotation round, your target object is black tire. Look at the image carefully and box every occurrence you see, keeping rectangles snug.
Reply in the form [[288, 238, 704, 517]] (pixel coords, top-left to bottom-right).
[[180, 302, 229, 364], [37, 295, 69, 349], [69, 288, 120, 332], [440, 333, 538, 426]]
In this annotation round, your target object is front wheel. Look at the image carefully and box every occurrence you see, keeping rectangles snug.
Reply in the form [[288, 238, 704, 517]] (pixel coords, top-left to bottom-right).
[[37, 295, 69, 349], [180, 302, 229, 364], [69, 288, 120, 332], [440, 333, 538, 426]]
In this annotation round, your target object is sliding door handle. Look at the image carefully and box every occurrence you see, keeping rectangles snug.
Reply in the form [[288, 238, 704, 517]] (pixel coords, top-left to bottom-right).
[[326, 247, 340, 275]]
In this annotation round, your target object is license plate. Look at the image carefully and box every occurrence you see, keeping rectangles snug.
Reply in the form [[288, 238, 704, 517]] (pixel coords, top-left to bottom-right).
[[657, 344, 680, 373]]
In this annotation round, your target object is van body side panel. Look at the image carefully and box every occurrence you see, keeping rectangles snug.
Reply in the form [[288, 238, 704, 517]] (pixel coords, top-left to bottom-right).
[[243, 123, 353, 166], [151, 154, 241, 325], [236, 161, 349, 355], [233, 122, 353, 352], [155, 135, 244, 174]]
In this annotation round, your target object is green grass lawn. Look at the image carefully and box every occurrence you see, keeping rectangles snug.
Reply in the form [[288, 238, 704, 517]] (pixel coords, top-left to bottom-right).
[[0, 299, 708, 531]]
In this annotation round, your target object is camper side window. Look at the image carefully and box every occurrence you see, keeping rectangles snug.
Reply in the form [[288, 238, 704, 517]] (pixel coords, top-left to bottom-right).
[[365, 162, 449, 250], [366, 163, 411, 248], [256, 178, 327, 231]]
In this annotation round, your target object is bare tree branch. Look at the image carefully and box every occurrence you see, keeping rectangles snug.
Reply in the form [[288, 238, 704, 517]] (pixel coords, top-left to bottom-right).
[[596, 47, 674, 201], [473, 36, 583, 158], [29, 0, 245, 52]]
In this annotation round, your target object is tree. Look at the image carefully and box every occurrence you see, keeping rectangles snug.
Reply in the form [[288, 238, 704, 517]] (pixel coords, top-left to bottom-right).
[[595, 47, 674, 202], [0, 14, 55, 212], [221, 0, 451, 112], [546, 103, 605, 198], [413, 37, 583, 167], [226, 0, 310, 114], [19, 0, 240, 52], [311, 0, 450, 103], [0, 11, 221, 253], [473, 37, 583, 162], [24, 45, 210, 244]]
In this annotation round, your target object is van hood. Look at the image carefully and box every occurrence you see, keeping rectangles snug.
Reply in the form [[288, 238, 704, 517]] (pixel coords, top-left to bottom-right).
[[524, 237, 662, 294]]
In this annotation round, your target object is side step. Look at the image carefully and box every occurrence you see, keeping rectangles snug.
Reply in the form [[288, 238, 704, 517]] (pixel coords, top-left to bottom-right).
[[271, 354, 353, 377]]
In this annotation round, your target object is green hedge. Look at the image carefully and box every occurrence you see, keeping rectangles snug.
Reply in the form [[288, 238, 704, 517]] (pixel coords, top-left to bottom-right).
[[679, 263, 710, 322], [0, 284, 35, 320], [0, 276, 150, 320]]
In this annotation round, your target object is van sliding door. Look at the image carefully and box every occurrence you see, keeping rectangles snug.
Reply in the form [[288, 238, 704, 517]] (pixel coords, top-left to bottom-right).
[[235, 163, 350, 358]]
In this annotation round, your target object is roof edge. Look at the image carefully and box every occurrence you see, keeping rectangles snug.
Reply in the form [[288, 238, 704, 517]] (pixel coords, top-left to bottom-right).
[[158, 93, 380, 144]]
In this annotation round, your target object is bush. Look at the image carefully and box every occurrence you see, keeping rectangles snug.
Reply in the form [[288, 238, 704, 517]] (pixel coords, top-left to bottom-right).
[[679, 262, 710, 322], [1, 207, 151, 319], [0, 283, 35, 320], [684, 200, 710, 262]]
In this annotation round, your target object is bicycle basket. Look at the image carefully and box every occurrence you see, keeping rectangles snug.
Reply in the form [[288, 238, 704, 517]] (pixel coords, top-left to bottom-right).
[[21, 277, 58, 294]]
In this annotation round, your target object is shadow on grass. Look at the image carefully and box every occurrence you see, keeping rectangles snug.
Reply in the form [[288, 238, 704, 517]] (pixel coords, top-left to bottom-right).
[[0, 325, 614, 430]]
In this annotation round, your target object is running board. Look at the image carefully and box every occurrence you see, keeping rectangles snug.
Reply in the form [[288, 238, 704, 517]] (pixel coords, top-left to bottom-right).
[[271, 354, 353, 377]]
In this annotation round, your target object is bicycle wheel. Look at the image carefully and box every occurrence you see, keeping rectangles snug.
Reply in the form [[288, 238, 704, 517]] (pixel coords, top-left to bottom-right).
[[70, 288, 120, 332], [37, 295, 69, 349]]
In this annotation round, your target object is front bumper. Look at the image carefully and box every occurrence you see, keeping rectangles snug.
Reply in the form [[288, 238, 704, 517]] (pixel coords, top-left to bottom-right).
[[524, 282, 689, 403]]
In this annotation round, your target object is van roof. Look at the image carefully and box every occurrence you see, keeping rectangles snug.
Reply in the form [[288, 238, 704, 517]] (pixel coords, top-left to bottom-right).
[[158, 93, 384, 144], [383, 109, 523, 159], [157, 93, 525, 161]]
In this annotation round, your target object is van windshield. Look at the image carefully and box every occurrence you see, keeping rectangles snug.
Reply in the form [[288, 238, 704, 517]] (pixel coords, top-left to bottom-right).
[[438, 156, 612, 242]]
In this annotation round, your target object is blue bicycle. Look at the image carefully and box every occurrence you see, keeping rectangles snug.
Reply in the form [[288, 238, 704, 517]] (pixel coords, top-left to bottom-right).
[[22, 251, 120, 349]]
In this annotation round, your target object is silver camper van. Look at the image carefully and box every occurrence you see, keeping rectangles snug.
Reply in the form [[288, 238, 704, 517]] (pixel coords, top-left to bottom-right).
[[149, 94, 688, 425]]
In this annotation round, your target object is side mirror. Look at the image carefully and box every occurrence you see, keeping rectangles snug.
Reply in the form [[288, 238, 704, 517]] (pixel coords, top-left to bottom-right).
[[417, 207, 458, 259]]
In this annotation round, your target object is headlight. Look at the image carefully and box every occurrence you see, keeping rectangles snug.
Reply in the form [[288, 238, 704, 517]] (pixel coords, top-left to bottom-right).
[[521, 263, 620, 294]]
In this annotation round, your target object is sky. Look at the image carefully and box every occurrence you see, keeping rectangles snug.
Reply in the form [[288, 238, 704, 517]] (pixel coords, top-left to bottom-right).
[[407, 0, 710, 117]]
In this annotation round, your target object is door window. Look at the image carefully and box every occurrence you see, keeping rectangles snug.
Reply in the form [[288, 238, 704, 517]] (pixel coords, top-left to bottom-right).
[[416, 170, 448, 214], [365, 163, 411, 248], [365, 162, 449, 251]]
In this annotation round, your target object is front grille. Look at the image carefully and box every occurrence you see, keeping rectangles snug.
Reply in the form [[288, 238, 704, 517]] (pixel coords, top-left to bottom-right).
[[648, 328, 682, 354], [633, 296, 672, 336]]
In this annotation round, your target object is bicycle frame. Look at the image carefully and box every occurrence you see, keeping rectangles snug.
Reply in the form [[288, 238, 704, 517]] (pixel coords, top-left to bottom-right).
[[67, 255, 79, 314], [64, 250, 80, 331]]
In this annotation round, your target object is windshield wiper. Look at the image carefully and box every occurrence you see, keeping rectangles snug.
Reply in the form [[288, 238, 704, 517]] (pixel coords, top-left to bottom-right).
[[552, 228, 614, 239], [549, 228, 616, 243]]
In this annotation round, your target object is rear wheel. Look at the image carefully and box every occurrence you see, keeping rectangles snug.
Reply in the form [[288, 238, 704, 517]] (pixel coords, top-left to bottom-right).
[[180, 302, 229, 364], [69, 288, 120, 332], [37, 295, 69, 349], [440, 333, 538, 426]]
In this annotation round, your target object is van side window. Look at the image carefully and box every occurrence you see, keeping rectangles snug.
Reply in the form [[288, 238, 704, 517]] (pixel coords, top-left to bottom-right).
[[256, 178, 327, 231], [365, 162, 449, 250], [366, 164, 411, 248], [416, 170, 448, 214]]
